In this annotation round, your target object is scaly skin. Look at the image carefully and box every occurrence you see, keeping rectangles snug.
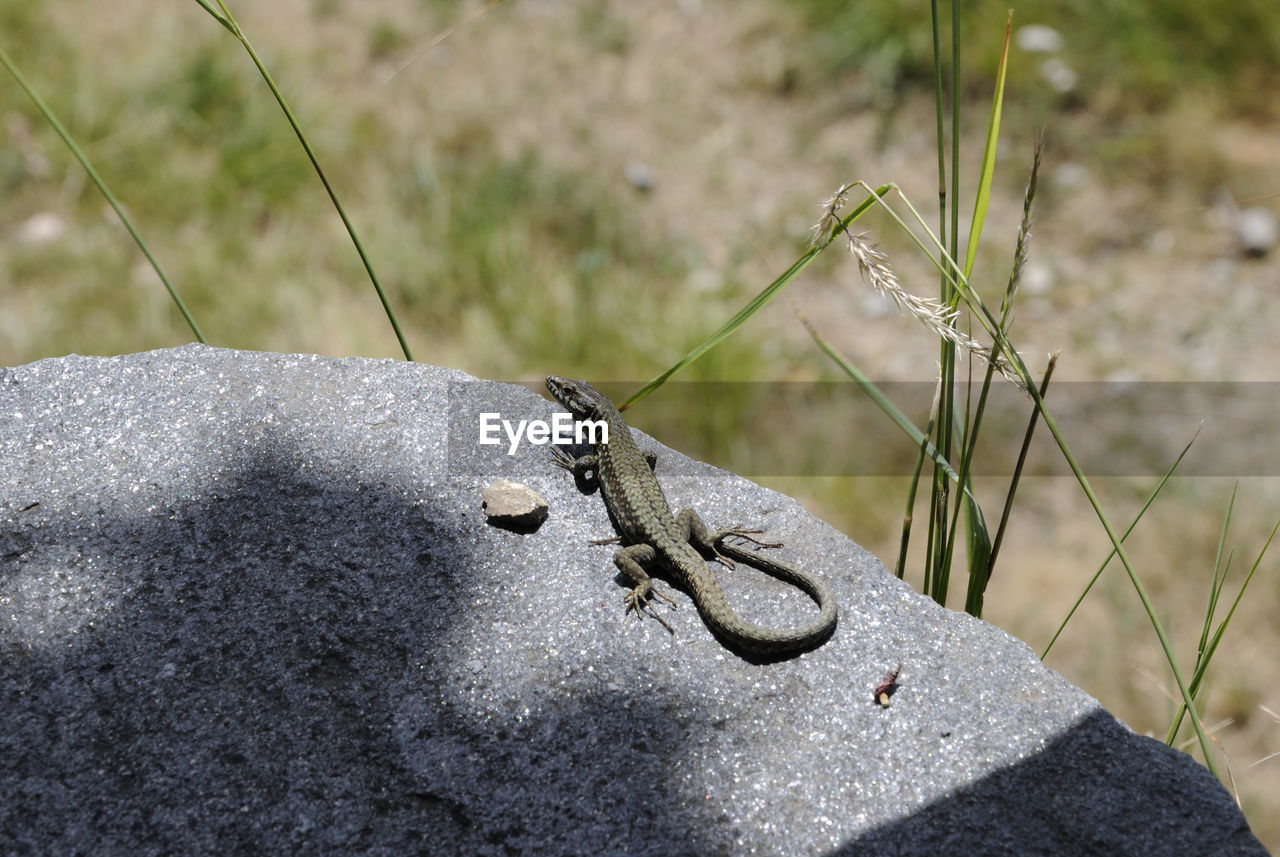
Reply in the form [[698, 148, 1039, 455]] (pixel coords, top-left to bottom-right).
[[546, 376, 837, 658]]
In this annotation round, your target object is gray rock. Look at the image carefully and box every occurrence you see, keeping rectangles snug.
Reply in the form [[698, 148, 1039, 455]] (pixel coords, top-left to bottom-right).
[[624, 160, 656, 192], [481, 478, 549, 530], [0, 346, 1264, 856], [1235, 206, 1279, 257]]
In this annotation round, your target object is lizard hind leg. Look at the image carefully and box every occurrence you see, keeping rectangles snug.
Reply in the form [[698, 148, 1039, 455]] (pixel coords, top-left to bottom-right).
[[710, 527, 782, 551], [677, 508, 781, 568]]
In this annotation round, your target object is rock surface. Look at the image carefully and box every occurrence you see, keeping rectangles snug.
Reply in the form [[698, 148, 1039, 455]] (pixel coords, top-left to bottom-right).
[[0, 346, 1265, 856]]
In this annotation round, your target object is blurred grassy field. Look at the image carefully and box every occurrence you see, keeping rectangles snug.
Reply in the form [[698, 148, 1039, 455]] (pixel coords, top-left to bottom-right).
[[4, 0, 1280, 845]]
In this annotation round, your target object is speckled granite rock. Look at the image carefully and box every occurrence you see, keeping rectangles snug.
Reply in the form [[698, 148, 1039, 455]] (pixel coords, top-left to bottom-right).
[[0, 346, 1265, 856]]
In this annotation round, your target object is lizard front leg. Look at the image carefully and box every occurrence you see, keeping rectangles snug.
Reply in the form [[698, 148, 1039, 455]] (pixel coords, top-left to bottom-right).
[[612, 543, 677, 633], [550, 446, 599, 487], [550, 447, 654, 483]]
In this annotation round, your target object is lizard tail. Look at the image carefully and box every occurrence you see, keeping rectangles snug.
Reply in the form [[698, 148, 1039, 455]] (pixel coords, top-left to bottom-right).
[[698, 540, 838, 658]]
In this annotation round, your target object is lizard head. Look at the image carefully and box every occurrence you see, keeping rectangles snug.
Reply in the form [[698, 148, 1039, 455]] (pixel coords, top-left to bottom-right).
[[545, 376, 608, 420]]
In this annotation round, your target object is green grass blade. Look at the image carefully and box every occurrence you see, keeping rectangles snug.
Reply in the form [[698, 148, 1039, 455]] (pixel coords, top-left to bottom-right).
[[930, 0, 946, 247], [1039, 441, 1196, 660], [961, 491, 992, 615], [623, 185, 893, 408], [941, 356, 991, 612], [798, 312, 996, 519], [190, 0, 236, 34], [963, 12, 1011, 279], [934, 0, 958, 596], [948, 0, 961, 274], [1166, 513, 1279, 744], [985, 352, 1057, 586], [0, 46, 206, 343], [924, 472, 942, 598], [201, 2, 414, 361], [935, 0, 957, 597], [896, 399, 938, 580], [1197, 486, 1236, 661], [953, 348, 1010, 617]]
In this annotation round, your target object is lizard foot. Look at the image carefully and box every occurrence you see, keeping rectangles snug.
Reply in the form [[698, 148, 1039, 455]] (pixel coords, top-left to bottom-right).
[[549, 446, 576, 471], [705, 527, 782, 567], [624, 586, 677, 634]]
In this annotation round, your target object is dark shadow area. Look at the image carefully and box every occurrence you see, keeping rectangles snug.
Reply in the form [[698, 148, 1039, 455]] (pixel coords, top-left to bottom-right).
[[843, 707, 1261, 857], [0, 439, 732, 855], [1, 445, 473, 854]]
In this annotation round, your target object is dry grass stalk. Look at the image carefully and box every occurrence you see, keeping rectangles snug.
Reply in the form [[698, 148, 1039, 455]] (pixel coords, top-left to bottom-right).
[[841, 225, 1027, 392]]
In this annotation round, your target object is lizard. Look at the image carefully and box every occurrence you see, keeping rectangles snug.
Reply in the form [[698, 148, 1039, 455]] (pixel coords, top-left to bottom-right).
[[545, 376, 837, 658]]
